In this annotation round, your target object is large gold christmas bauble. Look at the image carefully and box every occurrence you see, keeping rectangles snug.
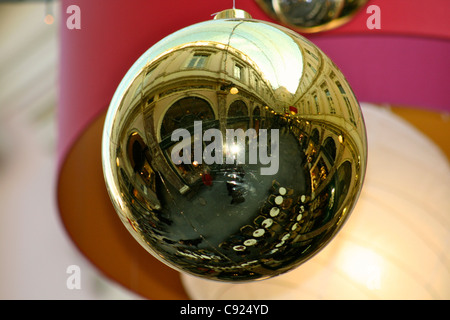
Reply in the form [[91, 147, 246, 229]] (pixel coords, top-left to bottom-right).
[[102, 9, 367, 282]]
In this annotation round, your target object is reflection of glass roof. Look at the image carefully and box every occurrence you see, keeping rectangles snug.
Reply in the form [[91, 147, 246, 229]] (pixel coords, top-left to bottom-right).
[[229, 22, 303, 94], [137, 19, 303, 94]]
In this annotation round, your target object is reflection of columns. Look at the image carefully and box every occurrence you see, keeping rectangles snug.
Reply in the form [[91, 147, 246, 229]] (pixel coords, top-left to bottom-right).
[[248, 100, 255, 128], [217, 92, 228, 136], [144, 110, 188, 193]]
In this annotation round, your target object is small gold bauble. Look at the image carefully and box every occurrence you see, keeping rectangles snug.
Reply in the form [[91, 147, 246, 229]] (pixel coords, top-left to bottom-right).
[[256, 0, 368, 33]]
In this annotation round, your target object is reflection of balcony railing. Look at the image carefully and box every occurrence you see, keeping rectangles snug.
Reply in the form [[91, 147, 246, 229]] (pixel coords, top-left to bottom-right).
[[159, 84, 214, 98], [159, 119, 220, 149]]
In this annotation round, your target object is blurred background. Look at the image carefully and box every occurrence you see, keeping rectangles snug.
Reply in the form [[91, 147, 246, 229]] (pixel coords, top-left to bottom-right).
[[0, 0, 139, 299]]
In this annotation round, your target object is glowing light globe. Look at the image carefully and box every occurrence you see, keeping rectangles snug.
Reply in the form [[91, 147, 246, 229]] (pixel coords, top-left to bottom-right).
[[102, 9, 367, 282]]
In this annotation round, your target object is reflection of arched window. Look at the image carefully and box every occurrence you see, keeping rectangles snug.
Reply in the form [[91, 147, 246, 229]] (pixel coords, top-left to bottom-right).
[[252, 106, 261, 131], [323, 137, 336, 164], [336, 161, 352, 209], [128, 132, 147, 173], [311, 128, 320, 146], [127, 132, 157, 193], [228, 100, 248, 117], [160, 97, 214, 138], [227, 100, 249, 130]]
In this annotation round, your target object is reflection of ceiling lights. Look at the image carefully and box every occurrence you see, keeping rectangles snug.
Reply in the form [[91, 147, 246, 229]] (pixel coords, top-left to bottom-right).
[[220, 83, 239, 95], [230, 144, 240, 155], [229, 87, 239, 95]]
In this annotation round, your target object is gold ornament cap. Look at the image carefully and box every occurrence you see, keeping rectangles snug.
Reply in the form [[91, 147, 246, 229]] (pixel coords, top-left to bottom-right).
[[213, 8, 252, 20]]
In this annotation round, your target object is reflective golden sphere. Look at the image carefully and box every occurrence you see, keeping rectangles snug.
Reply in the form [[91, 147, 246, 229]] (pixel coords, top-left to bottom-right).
[[102, 9, 367, 282], [256, 0, 368, 33]]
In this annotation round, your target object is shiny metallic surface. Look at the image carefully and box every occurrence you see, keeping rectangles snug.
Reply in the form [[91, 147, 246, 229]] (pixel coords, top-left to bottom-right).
[[256, 0, 368, 33], [102, 9, 367, 282]]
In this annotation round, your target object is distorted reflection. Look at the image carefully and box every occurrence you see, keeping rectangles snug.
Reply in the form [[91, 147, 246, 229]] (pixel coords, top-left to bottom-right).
[[102, 9, 367, 282], [256, 0, 368, 33]]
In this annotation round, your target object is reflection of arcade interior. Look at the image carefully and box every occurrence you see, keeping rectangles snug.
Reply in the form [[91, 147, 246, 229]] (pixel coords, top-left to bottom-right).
[[122, 95, 355, 278], [159, 97, 255, 187], [208, 118, 354, 275]]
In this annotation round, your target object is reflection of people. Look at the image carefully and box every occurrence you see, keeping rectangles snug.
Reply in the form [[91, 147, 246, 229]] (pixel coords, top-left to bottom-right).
[[226, 165, 246, 204], [202, 170, 213, 186], [230, 184, 245, 204], [226, 180, 234, 195]]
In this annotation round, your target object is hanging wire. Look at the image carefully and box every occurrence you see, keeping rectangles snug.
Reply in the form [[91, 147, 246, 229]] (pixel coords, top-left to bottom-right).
[[211, 0, 237, 17]]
